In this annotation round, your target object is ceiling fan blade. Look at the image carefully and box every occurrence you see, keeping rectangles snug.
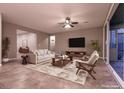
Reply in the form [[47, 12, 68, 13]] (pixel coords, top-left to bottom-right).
[[62, 25, 65, 28], [71, 22, 78, 24], [70, 25, 74, 27], [58, 22, 65, 24]]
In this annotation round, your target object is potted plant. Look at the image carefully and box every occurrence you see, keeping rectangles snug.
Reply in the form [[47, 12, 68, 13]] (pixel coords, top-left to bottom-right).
[[2, 37, 10, 62], [90, 40, 100, 52]]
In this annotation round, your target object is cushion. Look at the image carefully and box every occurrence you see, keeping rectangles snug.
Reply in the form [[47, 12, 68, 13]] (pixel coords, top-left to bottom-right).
[[44, 55, 50, 58], [39, 50, 44, 55], [47, 51, 51, 54], [88, 54, 99, 64], [49, 54, 55, 58], [37, 56, 45, 60], [44, 49, 48, 54], [34, 49, 54, 57]]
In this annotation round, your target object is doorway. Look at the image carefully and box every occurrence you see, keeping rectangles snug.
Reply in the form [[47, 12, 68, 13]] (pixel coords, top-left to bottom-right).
[[49, 35, 56, 51], [16, 29, 37, 59]]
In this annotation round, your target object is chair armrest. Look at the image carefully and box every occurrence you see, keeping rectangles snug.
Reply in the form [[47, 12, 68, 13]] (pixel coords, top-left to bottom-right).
[[74, 59, 88, 64], [28, 53, 37, 64], [74, 59, 93, 67], [82, 55, 90, 60], [78, 62, 93, 67], [79, 58, 88, 61]]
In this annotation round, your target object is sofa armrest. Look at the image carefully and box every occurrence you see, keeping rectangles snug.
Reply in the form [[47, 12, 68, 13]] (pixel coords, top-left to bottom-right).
[[28, 53, 37, 64]]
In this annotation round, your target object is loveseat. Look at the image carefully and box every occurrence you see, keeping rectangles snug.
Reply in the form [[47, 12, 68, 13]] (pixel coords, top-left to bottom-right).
[[28, 49, 55, 64]]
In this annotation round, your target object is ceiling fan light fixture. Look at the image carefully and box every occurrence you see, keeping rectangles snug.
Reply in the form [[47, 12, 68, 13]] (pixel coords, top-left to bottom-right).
[[64, 24, 71, 28], [65, 19, 70, 24], [58, 17, 78, 28]]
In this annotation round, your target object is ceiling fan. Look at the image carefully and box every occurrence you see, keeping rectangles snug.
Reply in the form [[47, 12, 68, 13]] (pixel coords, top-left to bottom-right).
[[58, 17, 78, 28]]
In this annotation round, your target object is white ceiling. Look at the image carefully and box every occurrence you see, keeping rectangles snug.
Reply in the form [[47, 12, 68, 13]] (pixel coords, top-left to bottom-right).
[[17, 30, 30, 35], [0, 3, 111, 33]]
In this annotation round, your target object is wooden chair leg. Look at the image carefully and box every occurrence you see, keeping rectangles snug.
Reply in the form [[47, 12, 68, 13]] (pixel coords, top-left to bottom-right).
[[93, 70, 96, 74], [76, 68, 80, 75], [88, 72, 96, 80]]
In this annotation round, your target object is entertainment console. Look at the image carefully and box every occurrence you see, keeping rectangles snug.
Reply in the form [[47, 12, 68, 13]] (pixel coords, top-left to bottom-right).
[[65, 51, 86, 57]]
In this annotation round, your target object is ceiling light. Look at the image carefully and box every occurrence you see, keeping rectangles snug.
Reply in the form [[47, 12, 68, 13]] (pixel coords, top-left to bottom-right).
[[58, 17, 78, 28], [65, 20, 70, 24], [64, 24, 71, 28]]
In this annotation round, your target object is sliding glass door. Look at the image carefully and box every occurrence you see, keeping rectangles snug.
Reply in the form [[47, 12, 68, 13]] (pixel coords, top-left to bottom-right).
[[118, 33, 124, 61], [109, 3, 124, 82], [110, 28, 124, 80]]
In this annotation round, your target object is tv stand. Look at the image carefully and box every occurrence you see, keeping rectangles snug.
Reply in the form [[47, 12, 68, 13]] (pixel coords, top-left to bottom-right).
[[66, 51, 86, 57]]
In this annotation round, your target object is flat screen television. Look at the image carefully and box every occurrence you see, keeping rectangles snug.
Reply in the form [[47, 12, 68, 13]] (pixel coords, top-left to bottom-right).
[[69, 37, 85, 47]]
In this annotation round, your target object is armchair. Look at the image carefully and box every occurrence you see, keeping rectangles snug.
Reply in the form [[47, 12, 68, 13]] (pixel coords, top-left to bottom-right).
[[75, 52, 99, 80]]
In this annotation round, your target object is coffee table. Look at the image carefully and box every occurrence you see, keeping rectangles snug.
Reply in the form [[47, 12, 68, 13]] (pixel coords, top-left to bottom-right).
[[52, 55, 73, 67]]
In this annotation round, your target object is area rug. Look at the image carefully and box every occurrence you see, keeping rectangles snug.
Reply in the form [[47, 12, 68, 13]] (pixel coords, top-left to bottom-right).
[[25, 61, 87, 85]]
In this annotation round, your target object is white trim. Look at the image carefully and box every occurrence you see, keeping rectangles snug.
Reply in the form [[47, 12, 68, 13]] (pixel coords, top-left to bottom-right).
[[106, 21, 110, 64], [2, 58, 17, 63], [0, 14, 2, 65], [103, 3, 118, 27], [106, 63, 124, 88], [102, 27, 105, 59], [102, 3, 117, 62]]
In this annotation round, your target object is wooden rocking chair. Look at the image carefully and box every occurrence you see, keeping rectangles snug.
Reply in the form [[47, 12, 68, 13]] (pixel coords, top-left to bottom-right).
[[76, 53, 99, 80]]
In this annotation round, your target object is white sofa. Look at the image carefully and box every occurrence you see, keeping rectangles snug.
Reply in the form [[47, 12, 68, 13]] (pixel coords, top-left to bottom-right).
[[28, 49, 55, 64]]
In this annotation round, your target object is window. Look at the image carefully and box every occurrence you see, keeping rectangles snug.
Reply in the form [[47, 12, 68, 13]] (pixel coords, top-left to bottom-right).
[[110, 30, 117, 48]]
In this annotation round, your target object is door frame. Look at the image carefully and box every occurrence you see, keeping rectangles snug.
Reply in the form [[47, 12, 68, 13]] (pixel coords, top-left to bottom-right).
[[103, 3, 124, 87]]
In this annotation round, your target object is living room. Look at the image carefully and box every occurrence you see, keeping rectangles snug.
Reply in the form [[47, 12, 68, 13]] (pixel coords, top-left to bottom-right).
[[0, 3, 123, 89]]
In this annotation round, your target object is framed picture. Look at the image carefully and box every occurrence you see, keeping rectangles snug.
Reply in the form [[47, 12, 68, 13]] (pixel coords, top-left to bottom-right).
[[22, 40, 28, 47]]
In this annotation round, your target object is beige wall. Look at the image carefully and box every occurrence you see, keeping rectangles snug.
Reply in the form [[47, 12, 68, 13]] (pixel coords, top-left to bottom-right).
[[2, 22, 49, 58], [17, 31, 37, 51], [2, 21, 103, 58], [55, 27, 103, 56], [0, 14, 2, 65], [17, 31, 37, 59]]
